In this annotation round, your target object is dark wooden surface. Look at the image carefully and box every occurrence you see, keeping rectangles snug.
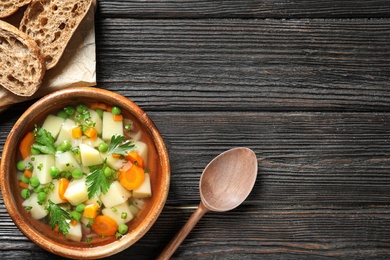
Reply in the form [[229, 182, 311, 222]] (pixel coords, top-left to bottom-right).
[[1, 0, 390, 259]]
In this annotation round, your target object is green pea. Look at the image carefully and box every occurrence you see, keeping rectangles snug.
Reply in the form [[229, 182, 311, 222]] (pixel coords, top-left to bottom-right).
[[72, 169, 83, 179], [111, 106, 121, 115], [76, 104, 87, 113], [64, 106, 75, 115], [48, 182, 55, 191], [118, 224, 128, 235], [21, 175, 30, 183], [98, 142, 109, 153], [31, 147, 41, 155], [37, 192, 47, 202], [17, 160, 26, 171], [21, 189, 30, 199], [104, 167, 114, 178], [61, 171, 72, 179], [29, 176, 40, 188], [50, 166, 60, 178], [57, 110, 68, 119], [34, 187, 44, 193], [71, 210, 82, 221], [96, 108, 104, 118], [76, 204, 85, 213], [56, 140, 72, 152]]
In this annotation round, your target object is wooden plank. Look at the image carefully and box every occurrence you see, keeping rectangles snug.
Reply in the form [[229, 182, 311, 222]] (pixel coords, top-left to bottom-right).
[[98, 0, 390, 19], [148, 111, 390, 205], [96, 19, 390, 112]]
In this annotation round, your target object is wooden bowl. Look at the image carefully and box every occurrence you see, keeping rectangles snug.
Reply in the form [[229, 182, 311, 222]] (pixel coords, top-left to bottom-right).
[[0, 87, 170, 259]]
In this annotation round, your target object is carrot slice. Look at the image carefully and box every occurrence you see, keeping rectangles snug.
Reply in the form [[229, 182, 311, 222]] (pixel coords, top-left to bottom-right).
[[58, 178, 70, 201], [119, 162, 145, 190], [113, 114, 123, 121], [23, 169, 33, 179], [19, 132, 35, 159], [83, 204, 100, 219], [70, 219, 78, 226], [72, 126, 82, 139], [19, 181, 29, 189], [112, 153, 121, 159], [91, 102, 107, 111], [125, 151, 144, 169], [91, 215, 118, 237], [85, 127, 98, 140]]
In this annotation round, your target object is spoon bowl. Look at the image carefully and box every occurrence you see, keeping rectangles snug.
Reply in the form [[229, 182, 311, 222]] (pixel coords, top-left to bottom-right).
[[158, 147, 258, 259], [200, 147, 258, 212]]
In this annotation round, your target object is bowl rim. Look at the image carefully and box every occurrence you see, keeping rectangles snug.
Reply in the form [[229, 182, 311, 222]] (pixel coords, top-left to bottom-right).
[[0, 86, 170, 259]]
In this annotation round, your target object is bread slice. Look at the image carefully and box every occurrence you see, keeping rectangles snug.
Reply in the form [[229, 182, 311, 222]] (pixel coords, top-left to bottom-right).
[[19, 0, 93, 70], [0, 0, 31, 18], [0, 20, 45, 96]]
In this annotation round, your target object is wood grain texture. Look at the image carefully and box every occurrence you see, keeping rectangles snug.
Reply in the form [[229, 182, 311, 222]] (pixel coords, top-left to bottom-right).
[[96, 19, 390, 112], [2, 111, 390, 259], [1, 0, 390, 259], [98, 0, 390, 19]]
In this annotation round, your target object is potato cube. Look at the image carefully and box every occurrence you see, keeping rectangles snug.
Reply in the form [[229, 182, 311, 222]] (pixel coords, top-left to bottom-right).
[[102, 153, 126, 170], [55, 151, 80, 172], [100, 181, 131, 208], [102, 201, 134, 225], [47, 179, 67, 204], [102, 111, 123, 141], [89, 109, 102, 134], [79, 143, 103, 166], [64, 177, 89, 206], [133, 173, 152, 198], [134, 141, 148, 166], [22, 193, 48, 219], [82, 136, 104, 148], [31, 154, 55, 184], [66, 221, 82, 242], [42, 115, 65, 139], [55, 118, 76, 146]]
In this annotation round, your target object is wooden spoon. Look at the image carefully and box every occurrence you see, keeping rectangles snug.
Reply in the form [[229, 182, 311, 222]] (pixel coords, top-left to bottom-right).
[[157, 147, 258, 259]]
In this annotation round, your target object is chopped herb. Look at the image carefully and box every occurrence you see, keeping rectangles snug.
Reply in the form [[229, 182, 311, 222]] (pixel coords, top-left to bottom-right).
[[32, 126, 56, 154], [108, 135, 135, 156], [64, 106, 75, 116], [25, 206, 33, 211], [38, 163, 43, 170], [121, 212, 127, 219], [125, 123, 132, 131], [75, 105, 95, 127], [46, 200, 71, 235], [86, 237, 92, 243], [86, 161, 111, 199]]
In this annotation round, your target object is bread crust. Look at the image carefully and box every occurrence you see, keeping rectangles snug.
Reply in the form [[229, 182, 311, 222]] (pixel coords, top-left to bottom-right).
[[0, 0, 31, 18], [0, 20, 45, 96], [20, 0, 93, 70]]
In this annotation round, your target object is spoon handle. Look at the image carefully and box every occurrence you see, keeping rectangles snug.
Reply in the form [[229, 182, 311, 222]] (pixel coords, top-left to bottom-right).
[[157, 202, 208, 260]]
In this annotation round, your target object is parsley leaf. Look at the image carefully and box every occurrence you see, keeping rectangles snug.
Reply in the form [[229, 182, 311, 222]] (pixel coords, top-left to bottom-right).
[[32, 126, 56, 154], [86, 161, 111, 199], [46, 200, 71, 235], [108, 135, 135, 156]]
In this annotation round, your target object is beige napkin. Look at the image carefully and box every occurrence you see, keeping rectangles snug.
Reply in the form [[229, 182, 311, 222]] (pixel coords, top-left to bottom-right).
[[0, 3, 96, 111]]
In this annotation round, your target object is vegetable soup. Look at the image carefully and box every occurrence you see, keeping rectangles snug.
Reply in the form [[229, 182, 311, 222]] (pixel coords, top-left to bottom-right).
[[16, 103, 153, 244]]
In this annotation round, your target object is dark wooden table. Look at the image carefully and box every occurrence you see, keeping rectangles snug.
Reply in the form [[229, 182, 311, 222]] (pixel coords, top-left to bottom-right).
[[1, 0, 390, 259]]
